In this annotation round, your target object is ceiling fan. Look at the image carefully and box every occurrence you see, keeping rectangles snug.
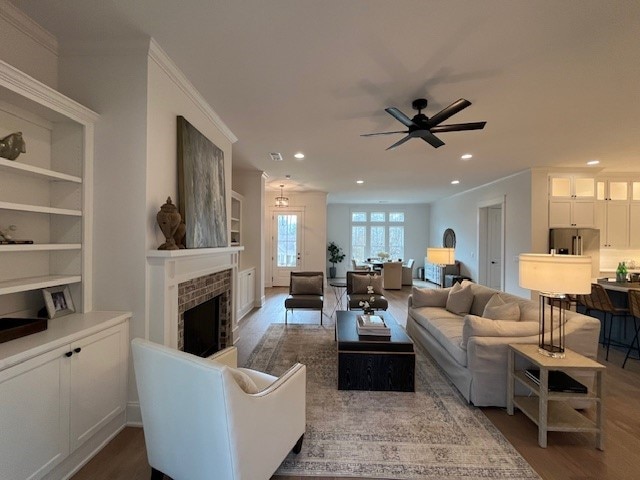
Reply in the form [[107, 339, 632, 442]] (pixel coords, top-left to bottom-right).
[[361, 98, 486, 150]]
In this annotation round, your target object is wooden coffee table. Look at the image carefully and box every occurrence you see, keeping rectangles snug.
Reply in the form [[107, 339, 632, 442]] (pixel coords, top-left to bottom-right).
[[336, 310, 415, 391]]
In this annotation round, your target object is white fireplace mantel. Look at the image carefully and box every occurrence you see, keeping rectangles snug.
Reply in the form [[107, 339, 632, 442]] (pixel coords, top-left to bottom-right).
[[147, 246, 243, 348]]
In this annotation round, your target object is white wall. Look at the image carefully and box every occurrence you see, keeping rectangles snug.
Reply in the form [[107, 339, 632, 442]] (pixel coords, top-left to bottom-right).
[[264, 190, 327, 285], [0, 0, 58, 88], [429, 171, 532, 297], [327, 203, 430, 279]]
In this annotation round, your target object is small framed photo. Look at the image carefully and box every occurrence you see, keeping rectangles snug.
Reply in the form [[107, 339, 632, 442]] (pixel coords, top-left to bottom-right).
[[43, 286, 75, 319]]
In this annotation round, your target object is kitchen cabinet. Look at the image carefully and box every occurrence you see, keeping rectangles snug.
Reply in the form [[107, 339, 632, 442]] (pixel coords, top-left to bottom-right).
[[596, 202, 629, 249], [549, 175, 595, 199], [230, 191, 242, 246], [548, 200, 596, 228], [0, 313, 129, 480], [237, 267, 256, 321], [630, 204, 640, 249]]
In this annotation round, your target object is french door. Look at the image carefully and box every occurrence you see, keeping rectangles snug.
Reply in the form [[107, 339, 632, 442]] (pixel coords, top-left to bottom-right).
[[271, 209, 304, 286]]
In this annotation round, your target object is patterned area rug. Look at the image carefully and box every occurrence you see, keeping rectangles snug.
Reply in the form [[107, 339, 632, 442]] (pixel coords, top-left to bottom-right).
[[244, 324, 541, 479]]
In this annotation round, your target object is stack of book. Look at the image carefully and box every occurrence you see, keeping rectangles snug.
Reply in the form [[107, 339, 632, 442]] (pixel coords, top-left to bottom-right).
[[524, 369, 588, 394], [356, 314, 391, 337]]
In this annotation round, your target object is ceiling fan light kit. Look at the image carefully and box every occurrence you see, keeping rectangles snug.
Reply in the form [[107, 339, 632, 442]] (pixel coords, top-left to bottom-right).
[[362, 97, 486, 150]]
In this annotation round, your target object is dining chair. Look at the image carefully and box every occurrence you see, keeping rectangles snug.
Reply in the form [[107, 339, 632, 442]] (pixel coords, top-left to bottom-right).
[[589, 283, 630, 361], [623, 289, 640, 368]]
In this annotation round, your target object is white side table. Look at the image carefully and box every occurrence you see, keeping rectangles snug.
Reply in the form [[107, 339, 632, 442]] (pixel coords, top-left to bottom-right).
[[507, 344, 605, 450]]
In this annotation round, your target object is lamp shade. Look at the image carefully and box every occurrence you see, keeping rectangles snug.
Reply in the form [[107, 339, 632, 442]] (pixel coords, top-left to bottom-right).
[[519, 253, 592, 294], [427, 247, 455, 265]]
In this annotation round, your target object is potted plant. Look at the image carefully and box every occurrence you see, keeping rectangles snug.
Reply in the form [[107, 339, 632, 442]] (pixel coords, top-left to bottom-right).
[[327, 241, 345, 278]]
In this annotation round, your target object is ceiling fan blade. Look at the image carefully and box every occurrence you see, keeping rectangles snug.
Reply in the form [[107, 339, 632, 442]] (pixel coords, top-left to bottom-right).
[[385, 134, 413, 150], [360, 130, 408, 137], [430, 121, 486, 132], [414, 130, 445, 148], [428, 98, 472, 127], [385, 107, 417, 128]]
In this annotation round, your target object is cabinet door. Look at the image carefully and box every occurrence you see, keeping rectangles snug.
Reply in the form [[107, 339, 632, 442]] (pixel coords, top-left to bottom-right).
[[550, 176, 572, 198], [572, 201, 596, 227], [69, 324, 128, 452], [595, 202, 607, 247], [574, 177, 595, 198], [606, 203, 629, 249], [247, 270, 256, 306], [0, 346, 70, 480], [549, 200, 572, 227], [630, 204, 640, 249]]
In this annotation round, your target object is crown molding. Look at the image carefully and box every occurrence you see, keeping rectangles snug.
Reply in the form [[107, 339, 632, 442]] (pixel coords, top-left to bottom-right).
[[148, 38, 237, 144], [0, 0, 58, 55]]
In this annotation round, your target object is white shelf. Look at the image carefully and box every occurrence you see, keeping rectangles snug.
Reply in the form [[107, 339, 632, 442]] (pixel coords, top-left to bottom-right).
[[0, 275, 82, 295], [231, 217, 240, 222], [0, 158, 82, 183], [0, 201, 82, 216], [513, 396, 598, 432], [0, 243, 82, 252]]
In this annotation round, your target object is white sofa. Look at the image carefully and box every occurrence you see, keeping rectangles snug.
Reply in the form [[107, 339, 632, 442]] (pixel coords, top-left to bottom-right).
[[406, 280, 601, 407]]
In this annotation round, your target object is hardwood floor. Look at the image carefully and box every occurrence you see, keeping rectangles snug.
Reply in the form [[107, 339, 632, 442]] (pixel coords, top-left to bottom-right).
[[72, 280, 640, 480]]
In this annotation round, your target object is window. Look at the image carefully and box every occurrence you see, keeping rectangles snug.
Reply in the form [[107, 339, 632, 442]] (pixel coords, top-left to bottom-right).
[[350, 210, 405, 261]]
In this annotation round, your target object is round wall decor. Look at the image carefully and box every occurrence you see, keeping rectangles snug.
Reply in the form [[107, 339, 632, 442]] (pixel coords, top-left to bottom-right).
[[443, 228, 456, 248]]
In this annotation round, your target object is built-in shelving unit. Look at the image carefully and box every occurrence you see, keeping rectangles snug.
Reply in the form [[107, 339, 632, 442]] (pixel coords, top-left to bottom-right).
[[230, 191, 243, 246], [0, 59, 98, 315]]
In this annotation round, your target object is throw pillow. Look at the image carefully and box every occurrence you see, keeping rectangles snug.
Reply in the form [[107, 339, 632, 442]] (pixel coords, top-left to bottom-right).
[[228, 367, 259, 394], [351, 274, 371, 294], [446, 282, 474, 315], [411, 287, 449, 308], [460, 314, 539, 350], [370, 274, 383, 295], [482, 293, 521, 321], [291, 275, 322, 295]]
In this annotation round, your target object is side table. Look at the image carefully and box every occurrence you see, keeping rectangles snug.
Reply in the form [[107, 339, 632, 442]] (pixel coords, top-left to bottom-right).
[[507, 344, 605, 450], [328, 279, 347, 317]]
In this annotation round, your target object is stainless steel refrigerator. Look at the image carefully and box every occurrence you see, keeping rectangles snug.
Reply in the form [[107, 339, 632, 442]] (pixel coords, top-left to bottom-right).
[[548, 228, 600, 277]]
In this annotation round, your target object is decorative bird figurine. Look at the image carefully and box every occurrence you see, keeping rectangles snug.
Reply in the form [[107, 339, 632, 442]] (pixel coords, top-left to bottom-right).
[[0, 132, 26, 161]]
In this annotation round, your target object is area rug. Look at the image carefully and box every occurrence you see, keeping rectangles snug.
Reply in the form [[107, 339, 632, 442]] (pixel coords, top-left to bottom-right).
[[244, 324, 541, 479]]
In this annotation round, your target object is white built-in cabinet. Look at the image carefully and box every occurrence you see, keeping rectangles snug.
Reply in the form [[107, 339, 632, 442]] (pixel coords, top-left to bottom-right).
[[548, 175, 596, 228], [230, 191, 242, 247], [0, 59, 98, 314], [595, 177, 640, 249], [237, 267, 256, 320], [0, 314, 129, 480]]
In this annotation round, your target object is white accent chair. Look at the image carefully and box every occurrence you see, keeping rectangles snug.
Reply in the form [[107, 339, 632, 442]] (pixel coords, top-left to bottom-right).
[[402, 258, 415, 286], [131, 338, 306, 480], [351, 259, 370, 271]]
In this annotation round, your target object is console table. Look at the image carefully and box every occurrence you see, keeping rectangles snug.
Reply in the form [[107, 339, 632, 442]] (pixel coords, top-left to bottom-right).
[[424, 259, 458, 287], [507, 344, 605, 450]]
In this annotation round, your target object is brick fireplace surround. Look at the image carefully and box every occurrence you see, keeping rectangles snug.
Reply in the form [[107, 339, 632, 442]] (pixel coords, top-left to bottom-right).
[[147, 247, 242, 350]]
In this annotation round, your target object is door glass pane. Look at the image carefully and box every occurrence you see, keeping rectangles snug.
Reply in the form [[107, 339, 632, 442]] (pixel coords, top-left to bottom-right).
[[370, 226, 385, 257], [609, 181, 628, 201], [550, 177, 571, 197], [277, 214, 297, 267], [633, 182, 640, 201], [574, 178, 594, 197], [351, 226, 366, 261]]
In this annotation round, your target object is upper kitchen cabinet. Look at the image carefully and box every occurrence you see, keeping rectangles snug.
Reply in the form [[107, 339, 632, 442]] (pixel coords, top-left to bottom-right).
[[549, 175, 596, 199], [548, 175, 596, 228]]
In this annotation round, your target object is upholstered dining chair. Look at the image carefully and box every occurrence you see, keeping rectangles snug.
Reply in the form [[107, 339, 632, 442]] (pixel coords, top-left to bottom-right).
[[382, 261, 403, 290], [351, 259, 370, 271], [284, 271, 324, 324], [402, 258, 415, 286], [132, 338, 306, 480]]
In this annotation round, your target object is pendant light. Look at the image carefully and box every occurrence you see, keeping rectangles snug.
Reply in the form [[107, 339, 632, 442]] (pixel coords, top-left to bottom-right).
[[275, 184, 289, 207]]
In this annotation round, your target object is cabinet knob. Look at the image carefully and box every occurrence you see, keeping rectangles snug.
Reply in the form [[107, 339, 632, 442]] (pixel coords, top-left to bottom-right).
[[74, 347, 82, 353], [64, 351, 73, 357]]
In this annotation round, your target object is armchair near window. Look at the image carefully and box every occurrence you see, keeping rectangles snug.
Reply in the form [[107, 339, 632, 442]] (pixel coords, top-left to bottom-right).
[[402, 258, 415, 286], [132, 339, 306, 480], [346, 271, 388, 310], [284, 271, 324, 324]]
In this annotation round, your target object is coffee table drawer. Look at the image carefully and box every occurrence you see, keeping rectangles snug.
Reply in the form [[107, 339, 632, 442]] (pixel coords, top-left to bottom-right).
[[338, 351, 415, 391]]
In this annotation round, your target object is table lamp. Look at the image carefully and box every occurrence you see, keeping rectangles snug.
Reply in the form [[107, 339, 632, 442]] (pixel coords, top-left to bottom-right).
[[427, 247, 455, 265], [519, 251, 592, 358]]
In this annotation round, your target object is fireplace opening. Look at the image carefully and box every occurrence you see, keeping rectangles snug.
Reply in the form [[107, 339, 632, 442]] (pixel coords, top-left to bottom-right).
[[183, 295, 220, 357]]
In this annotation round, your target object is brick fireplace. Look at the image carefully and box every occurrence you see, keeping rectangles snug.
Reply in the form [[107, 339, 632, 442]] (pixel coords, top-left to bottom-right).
[[147, 247, 242, 350]]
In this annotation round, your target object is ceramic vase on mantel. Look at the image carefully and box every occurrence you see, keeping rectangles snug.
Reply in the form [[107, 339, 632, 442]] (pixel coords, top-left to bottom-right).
[[157, 197, 181, 250]]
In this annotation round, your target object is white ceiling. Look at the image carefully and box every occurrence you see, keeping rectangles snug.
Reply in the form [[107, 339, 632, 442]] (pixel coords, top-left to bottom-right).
[[13, 0, 640, 204]]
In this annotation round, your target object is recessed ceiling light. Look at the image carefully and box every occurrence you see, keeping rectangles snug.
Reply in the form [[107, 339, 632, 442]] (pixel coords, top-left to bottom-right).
[[356, 180, 364, 184], [451, 180, 460, 185], [294, 152, 305, 159], [461, 154, 473, 160], [587, 160, 600, 165]]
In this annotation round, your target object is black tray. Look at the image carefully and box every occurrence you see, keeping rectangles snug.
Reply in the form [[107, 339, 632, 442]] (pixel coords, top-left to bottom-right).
[[0, 317, 48, 343]]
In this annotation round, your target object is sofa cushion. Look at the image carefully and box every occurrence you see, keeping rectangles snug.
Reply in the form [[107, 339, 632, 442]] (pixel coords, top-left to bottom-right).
[[285, 294, 324, 309], [352, 274, 383, 294], [412, 286, 450, 307], [482, 293, 521, 321], [461, 314, 540, 350], [410, 307, 467, 366], [461, 280, 499, 316], [228, 367, 259, 394], [290, 275, 322, 295], [446, 282, 473, 315]]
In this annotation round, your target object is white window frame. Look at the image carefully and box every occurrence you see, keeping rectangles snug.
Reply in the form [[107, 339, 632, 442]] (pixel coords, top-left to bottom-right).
[[350, 208, 405, 261]]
